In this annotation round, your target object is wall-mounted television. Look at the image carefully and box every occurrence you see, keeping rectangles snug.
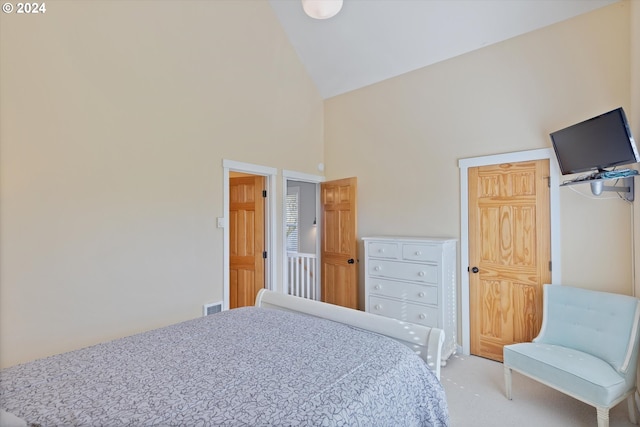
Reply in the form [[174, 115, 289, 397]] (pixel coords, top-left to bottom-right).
[[550, 107, 639, 176]]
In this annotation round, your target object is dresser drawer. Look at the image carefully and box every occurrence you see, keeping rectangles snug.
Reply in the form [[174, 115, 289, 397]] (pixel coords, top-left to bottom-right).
[[369, 296, 439, 328], [402, 244, 441, 262], [368, 278, 438, 306], [367, 259, 438, 284], [367, 241, 399, 259]]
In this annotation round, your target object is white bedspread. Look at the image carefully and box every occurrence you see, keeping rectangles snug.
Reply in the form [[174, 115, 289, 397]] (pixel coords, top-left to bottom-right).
[[1, 307, 449, 426]]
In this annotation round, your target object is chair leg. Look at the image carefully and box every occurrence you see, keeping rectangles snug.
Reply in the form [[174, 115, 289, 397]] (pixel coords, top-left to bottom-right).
[[597, 407, 609, 427], [628, 392, 638, 425], [504, 365, 512, 400]]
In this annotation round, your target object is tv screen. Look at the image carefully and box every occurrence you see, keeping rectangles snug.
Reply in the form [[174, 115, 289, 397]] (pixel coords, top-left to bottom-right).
[[550, 107, 639, 175]]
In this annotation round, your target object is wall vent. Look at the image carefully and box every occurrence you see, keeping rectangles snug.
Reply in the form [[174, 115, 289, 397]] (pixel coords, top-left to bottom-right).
[[203, 301, 223, 316]]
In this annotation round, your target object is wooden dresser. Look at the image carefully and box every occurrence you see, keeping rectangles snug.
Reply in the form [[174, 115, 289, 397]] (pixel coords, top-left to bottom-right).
[[362, 236, 457, 364]]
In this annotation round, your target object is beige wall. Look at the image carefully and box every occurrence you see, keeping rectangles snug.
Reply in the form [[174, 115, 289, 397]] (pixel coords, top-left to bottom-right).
[[0, 1, 324, 368], [325, 2, 634, 301], [1, 1, 636, 369]]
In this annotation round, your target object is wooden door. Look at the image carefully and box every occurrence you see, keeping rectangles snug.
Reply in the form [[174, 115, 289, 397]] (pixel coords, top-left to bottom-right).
[[320, 177, 358, 309], [469, 160, 551, 362], [229, 175, 265, 308]]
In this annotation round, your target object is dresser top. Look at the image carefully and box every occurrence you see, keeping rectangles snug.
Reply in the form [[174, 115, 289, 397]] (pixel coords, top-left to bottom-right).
[[362, 236, 457, 243]]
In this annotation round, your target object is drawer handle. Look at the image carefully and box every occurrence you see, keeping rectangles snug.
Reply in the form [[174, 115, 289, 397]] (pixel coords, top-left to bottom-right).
[[418, 313, 426, 320], [374, 304, 382, 310], [374, 266, 382, 271], [374, 285, 381, 290], [378, 248, 385, 253], [418, 271, 425, 277], [415, 250, 421, 256], [418, 292, 425, 298]]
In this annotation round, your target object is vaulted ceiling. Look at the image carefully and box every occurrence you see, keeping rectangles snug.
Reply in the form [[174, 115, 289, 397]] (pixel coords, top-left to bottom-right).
[[268, 0, 620, 99]]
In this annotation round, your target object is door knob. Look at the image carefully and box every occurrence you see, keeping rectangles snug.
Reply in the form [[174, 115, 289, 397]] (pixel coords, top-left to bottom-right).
[[471, 266, 479, 273], [347, 258, 355, 264]]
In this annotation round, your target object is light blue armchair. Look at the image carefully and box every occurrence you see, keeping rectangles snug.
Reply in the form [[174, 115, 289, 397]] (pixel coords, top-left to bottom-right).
[[504, 284, 640, 427]]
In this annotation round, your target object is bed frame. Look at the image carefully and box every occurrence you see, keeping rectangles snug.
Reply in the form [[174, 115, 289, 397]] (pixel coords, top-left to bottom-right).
[[255, 289, 445, 379]]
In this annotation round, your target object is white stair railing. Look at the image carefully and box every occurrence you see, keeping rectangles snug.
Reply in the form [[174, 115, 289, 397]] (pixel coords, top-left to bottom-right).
[[286, 252, 319, 300]]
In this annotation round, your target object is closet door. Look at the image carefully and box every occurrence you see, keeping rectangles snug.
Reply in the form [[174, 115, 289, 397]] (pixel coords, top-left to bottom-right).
[[469, 160, 551, 362], [229, 175, 265, 308]]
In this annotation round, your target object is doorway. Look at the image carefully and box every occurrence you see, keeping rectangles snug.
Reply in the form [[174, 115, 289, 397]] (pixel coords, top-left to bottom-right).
[[283, 169, 323, 300], [223, 159, 277, 310], [459, 149, 561, 356], [281, 171, 359, 310]]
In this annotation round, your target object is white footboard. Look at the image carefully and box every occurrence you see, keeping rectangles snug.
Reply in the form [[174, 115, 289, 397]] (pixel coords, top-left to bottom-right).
[[255, 289, 445, 379]]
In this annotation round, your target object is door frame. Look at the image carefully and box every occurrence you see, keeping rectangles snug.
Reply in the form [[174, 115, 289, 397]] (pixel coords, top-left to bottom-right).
[[282, 170, 324, 297], [458, 148, 561, 355], [223, 159, 277, 310]]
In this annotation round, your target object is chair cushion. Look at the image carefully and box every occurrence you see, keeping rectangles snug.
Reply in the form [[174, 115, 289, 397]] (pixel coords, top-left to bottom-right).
[[539, 285, 640, 373], [504, 342, 630, 407]]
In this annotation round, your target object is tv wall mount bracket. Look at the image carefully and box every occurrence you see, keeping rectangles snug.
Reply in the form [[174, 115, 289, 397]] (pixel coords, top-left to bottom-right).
[[560, 175, 635, 202]]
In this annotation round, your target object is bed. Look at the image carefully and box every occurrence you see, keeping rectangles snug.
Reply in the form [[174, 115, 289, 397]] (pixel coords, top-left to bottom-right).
[[0, 289, 449, 426]]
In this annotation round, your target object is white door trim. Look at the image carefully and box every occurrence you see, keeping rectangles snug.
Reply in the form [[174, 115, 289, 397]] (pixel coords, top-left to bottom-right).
[[222, 159, 278, 310], [458, 148, 561, 355], [282, 170, 324, 298], [282, 169, 325, 183]]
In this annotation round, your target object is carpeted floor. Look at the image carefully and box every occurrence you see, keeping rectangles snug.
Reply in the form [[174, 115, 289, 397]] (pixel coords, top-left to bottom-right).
[[440, 354, 636, 427]]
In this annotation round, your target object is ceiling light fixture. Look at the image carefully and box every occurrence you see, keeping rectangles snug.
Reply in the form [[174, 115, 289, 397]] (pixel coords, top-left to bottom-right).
[[301, 0, 343, 20]]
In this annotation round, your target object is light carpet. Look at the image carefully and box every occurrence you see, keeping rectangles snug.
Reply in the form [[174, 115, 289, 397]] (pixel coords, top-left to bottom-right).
[[440, 354, 636, 427]]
